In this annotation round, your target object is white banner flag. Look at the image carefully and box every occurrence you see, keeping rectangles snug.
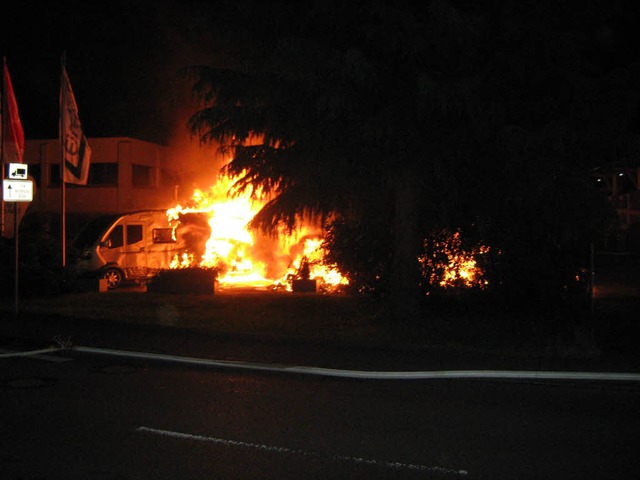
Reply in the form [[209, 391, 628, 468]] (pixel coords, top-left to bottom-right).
[[60, 66, 91, 185]]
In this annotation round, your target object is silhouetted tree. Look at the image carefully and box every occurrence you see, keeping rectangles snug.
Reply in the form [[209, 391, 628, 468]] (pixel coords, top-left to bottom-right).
[[185, 0, 629, 320], [185, 0, 485, 320]]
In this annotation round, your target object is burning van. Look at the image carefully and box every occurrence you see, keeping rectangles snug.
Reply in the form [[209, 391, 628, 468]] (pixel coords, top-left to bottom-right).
[[70, 209, 207, 289]]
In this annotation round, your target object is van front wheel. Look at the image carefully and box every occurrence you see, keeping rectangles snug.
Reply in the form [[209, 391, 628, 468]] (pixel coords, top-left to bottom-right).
[[102, 268, 124, 289]]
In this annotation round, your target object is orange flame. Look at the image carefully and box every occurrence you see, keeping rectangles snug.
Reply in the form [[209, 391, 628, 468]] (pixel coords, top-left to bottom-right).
[[419, 230, 490, 290], [166, 170, 349, 292]]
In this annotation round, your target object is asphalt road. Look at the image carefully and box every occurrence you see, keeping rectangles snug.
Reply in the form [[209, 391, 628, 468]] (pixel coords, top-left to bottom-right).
[[1, 345, 639, 480]]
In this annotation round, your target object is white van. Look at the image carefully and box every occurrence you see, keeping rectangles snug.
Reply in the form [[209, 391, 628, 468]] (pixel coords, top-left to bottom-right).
[[71, 209, 206, 289]]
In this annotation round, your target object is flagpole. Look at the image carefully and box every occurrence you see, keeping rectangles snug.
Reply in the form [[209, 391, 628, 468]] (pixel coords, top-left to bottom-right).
[[3, 59, 20, 317], [2, 57, 20, 317], [60, 53, 66, 268], [1, 56, 6, 239], [58, 53, 91, 268]]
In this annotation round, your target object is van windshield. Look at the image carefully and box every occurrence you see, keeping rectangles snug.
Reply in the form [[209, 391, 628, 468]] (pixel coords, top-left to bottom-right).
[[72, 215, 121, 250]]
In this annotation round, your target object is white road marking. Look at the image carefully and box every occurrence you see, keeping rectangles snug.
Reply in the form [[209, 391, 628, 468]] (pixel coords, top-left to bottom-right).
[[137, 425, 468, 476], [73, 345, 640, 382]]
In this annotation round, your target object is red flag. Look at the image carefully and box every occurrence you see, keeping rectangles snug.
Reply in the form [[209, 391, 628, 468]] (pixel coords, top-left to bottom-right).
[[2, 59, 25, 164]]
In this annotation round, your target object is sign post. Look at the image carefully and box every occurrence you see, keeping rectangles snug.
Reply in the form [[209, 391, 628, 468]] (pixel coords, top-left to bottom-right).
[[2, 163, 33, 317]]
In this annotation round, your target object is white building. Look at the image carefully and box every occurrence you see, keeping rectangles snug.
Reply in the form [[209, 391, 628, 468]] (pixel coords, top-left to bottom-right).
[[22, 136, 183, 234]]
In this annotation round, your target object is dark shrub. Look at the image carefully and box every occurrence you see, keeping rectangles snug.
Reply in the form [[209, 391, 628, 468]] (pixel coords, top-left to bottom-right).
[[147, 267, 217, 294]]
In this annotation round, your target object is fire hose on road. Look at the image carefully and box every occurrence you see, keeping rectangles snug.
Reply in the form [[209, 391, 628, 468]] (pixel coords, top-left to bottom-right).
[[3, 341, 640, 382]]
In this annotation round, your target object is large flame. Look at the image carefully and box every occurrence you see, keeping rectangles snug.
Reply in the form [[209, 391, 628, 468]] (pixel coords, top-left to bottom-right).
[[162, 156, 487, 294], [165, 170, 349, 292]]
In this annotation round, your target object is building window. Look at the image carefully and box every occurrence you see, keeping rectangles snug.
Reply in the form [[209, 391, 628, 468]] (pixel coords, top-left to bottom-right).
[[49, 163, 118, 186], [152, 228, 176, 244], [89, 163, 118, 186], [132, 164, 153, 187], [27, 164, 41, 188]]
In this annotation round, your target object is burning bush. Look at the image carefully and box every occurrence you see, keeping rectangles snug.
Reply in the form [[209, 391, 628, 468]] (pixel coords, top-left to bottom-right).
[[324, 218, 491, 298], [419, 228, 491, 294]]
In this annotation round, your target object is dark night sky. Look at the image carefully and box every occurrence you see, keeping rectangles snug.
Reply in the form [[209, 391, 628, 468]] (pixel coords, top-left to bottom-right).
[[1, 0, 215, 145], [2, 0, 640, 149]]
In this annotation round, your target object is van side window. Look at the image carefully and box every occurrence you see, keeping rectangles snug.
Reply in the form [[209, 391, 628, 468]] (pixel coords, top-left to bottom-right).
[[152, 228, 176, 244], [126, 225, 144, 245], [107, 225, 124, 248]]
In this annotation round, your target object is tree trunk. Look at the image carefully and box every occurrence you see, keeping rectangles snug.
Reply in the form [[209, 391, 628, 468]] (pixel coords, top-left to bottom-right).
[[388, 166, 423, 322]]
